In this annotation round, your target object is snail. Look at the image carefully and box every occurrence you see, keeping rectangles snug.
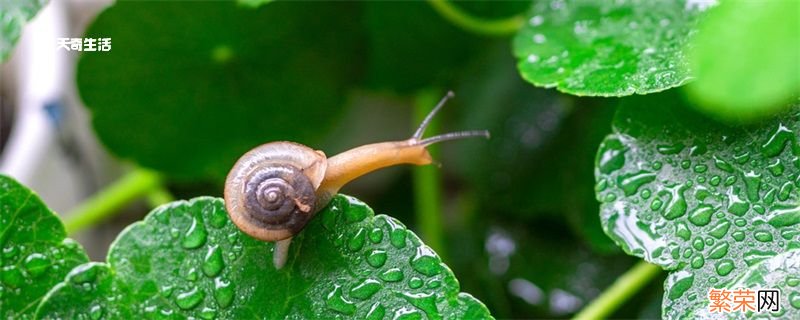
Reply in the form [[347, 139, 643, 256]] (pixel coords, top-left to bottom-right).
[[224, 91, 488, 269]]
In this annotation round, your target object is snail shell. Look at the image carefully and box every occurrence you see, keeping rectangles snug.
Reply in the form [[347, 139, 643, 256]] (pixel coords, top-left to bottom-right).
[[224, 141, 327, 241]]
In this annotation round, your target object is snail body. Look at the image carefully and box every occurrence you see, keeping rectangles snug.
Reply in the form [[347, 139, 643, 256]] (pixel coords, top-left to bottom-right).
[[224, 92, 488, 269]]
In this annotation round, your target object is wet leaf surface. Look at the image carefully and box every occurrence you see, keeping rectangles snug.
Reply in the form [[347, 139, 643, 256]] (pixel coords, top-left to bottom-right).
[[36, 195, 491, 319], [0, 175, 89, 319], [595, 92, 800, 318], [513, 0, 710, 96]]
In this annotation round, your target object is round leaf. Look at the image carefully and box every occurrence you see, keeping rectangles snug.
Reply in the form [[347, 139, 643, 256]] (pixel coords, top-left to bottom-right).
[[595, 92, 800, 318], [78, 1, 363, 180], [0, 175, 89, 319], [686, 0, 800, 121], [36, 196, 492, 319], [513, 0, 710, 96]]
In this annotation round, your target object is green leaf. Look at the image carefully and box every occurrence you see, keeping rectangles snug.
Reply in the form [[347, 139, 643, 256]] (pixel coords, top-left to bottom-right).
[[237, 0, 273, 9], [686, 0, 800, 121], [0, 0, 47, 61], [687, 249, 800, 318], [595, 91, 800, 318], [513, 0, 709, 96], [78, 1, 363, 180], [36, 196, 492, 319], [0, 175, 89, 319]]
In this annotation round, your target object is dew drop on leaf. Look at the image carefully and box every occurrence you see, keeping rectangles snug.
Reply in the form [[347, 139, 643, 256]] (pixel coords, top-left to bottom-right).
[[325, 285, 356, 315], [22, 253, 50, 278], [366, 249, 387, 268], [182, 218, 208, 249], [213, 277, 234, 309], [366, 302, 385, 320], [175, 286, 204, 310], [202, 245, 224, 277], [714, 259, 734, 276], [410, 247, 441, 277], [379, 268, 404, 282], [349, 279, 382, 300]]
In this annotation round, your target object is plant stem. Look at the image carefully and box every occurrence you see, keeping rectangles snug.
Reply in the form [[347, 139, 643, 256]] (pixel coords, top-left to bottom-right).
[[574, 260, 662, 320], [413, 90, 445, 258], [426, 0, 524, 36], [146, 186, 175, 208], [64, 168, 164, 235]]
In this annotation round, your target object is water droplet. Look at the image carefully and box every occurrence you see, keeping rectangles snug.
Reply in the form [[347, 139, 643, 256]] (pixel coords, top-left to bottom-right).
[[379, 268, 404, 282], [657, 143, 684, 155], [667, 270, 694, 300], [661, 185, 688, 220], [344, 205, 368, 224], [713, 156, 734, 173], [175, 287, 204, 310], [753, 230, 772, 242], [386, 218, 406, 249], [680, 160, 691, 170], [733, 151, 750, 164], [675, 222, 691, 240], [366, 302, 385, 320], [529, 15, 544, 26], [693, 164, 708, 173], [708, 220, 731, 239], [762, 124, 794, 157], [350, 279, 382, 300], [641, 189, 651, 199], [690, 255, 704, 269], [727, 193, 749, 217], [214, 277, 234, 308], [688, 205, 714, 226], [23, 253, 50, 278], [787, 276, 800, 287], [203, 246, 224, 277], [183, 218, 208, 249], [782, 228, 799, 240], [598, 138, 626, 174], [392, 307, 422, 320], [617, 171, 656, 196], [732, 230, 746, 241], [532, 34, 546, 43], [1, 266, 24, 288], [767, 159, 785, 176], [326, 285, 356, 315], [427, 279, 442, 289], [743, 171, 762, 202], [768, 206, 800, 227], [724, 175, 737, 186], [708, 242, 729, 259], [349, 228, 366, 252], [199, 307, 217, 320], [208, 205, 228, 229], [715, 259, 734, 276], [692, 238, 705, 251], [2, 246, 18, 259], [744, 249, 777, 267], [89, 304, 103, 320], [400, 292, 439, 319], [410, 247, 441, 277], [790, 292, 800, 309], [186, 267, 199, 281], [778, 182, 794, 201], [409, 277, 423, 289], [367, 249, 387, 268], [369, 228, 383, 243]]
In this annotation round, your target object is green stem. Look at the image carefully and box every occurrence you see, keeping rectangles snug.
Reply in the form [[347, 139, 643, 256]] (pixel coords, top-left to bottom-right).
[[64, 168, 164, 235], [574, 260, 662, 320], [413, 89, 445, 258], [146, 186, 176, 208], [426, 0, 524, 36]]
